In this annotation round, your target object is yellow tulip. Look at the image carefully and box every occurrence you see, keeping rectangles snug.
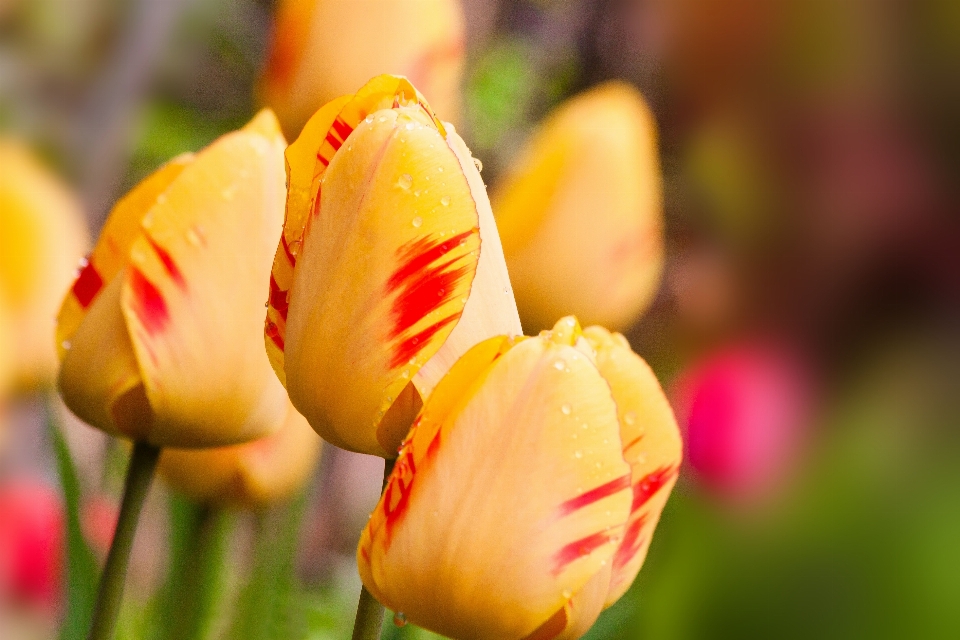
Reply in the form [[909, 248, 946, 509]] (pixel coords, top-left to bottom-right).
[[357, 317, 682, 639], [260, 0, 465, 139], [491, 82, 665, 333], [266, 75, 521, 458], [57, 111, 292, 448], [0, 140, 89, 389], [158, 403, 321, 507]]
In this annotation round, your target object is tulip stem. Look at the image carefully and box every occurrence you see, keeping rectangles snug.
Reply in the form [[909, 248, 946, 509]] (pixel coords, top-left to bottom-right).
[[87, 440, 161, 640], [351, 458, 396, 640]]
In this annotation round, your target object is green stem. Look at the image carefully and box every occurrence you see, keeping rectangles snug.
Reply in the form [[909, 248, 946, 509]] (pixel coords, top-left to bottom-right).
[[87, 440, 161, 640], [351, 458, 396, 640]]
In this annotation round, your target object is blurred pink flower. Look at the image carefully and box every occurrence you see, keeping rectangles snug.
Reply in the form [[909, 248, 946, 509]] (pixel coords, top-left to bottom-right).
[[671, 343, 812, 504], [0, 479, 63, 611]]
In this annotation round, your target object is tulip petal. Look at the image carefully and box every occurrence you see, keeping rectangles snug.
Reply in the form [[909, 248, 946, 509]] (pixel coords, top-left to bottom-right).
[[282, 94, 481, 456], [121, 111, 290, 447], [358, 332, 631, 639], [58, 271, 147, 439], [57, 156, 192, 359], [266, 76, 444, 387], [582, 326, 682, 606]]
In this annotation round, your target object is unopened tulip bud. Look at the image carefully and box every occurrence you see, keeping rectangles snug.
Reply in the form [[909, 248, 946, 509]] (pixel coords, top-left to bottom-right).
[[159, 404, 321, 507], [260, 0, 465, 139], [358, 317, 681, 639], [57, 111, 292, 447], [267, 75, 521, 458], [0, 140, 89, 390], [492, 82, 665, 332]]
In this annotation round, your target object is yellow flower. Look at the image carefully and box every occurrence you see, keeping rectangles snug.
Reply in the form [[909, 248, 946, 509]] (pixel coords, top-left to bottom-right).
[[0, 140, 89, 389], [57, 111, 292, 447], [491, 82, 665, 332], [158, 403, 321, 507], [357, 317, 682, 639], [259, 0, 465, 139], [266, 75, 521, 458]]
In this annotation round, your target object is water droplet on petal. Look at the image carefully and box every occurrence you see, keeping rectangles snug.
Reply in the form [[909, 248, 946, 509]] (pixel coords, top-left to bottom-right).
[[561, 404, 572, 415], [378, 116, 387, 122], [393, 612, 407, 628], [61, 340, 71, 350], [473, 157, 483, 172], [554, 360, 566, 371], [440, 195, 451, 206], [574, 450, 583, 459], [397, 173, 413, 190], [365, 115, 374, 123], [624, 412, 636, 425], [412, 216, 423, 228], [437, 166, 444, 172], [186, 228, 201, 246], [562, 589, 572, 600]]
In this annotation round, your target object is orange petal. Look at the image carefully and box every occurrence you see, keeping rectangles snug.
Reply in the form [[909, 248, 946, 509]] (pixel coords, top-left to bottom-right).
[[280, 79, 482, 457], [259, 0, 465, 139], [582, 326, 682, 606], [57, 155, 192, 361], [121, 110, 290, 447], [358, 326, 631, 639], [492, 82, 664, 331], [159, 402, 320, 507]]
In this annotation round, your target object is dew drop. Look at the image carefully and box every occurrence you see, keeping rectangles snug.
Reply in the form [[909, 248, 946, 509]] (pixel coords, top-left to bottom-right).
[[624, 412, 636, 425], [393, 612, 407, 627], [437, 288, 445, 296], [401, 370, 410, 379], [156, 194, 167, 204], [440, 195, 451, 206], [562, 589, 572, 600], [378, 116, 387, 122], [503, 287, 510, 295], [561, 404, 572, 415], [574, 450, 583, 459], [437, 166, 444, 172], [397, 173, 413, 190], [553, 360, 566, 371], [473, 157, 483, 172], [186, 228, 201, 246], [365, 115, 374, 123], [412, 216, 423, 228], [78, 257, 89, 268], [414, 190, 421, 197], [61, 340, 71, 350], [405, 122, 416, 130], [221, 185, 236, 200], [288, 239, 302, 256], [409, 357, 417, 365]]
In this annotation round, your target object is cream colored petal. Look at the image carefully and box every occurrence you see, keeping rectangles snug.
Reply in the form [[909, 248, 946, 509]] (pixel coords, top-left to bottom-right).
[[121, 115, 289, 447], [583, 326, 682, 606], [284, 106, 480, 457], [359, 332, 631, 639]]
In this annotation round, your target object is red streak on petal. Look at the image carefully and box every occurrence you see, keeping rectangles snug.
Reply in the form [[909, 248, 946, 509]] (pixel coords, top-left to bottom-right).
[[312, 185, 322, 218], [128, 268, 169, 335], [631, 466, 677, 513], [389, 312, 461, 370], [388, 230, 475, 292], [612, 512, 649, 572], [552, 531, 615, 576], [331, 117, 353, 142], [556, 474, 631, 518], [360, 546, 370, 563], [324, 131, 343, 151], [265, 321, 284, 351], [622, 435, 644, 455], [146, 236, 186, 290], [72, 258, 103, 308], [316, 153, 330, 167], [382, 450, 416, 546], [392, 257, 468, 337], [269, 275, 289, 321], [425, 429, 442, 461]]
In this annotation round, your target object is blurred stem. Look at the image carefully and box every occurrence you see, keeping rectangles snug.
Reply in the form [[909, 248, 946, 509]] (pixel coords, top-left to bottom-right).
[[351, 458, 396, 640], [87, 440, 161, 640], [163, 503, 233, 640], [47, 398, 99, 640]]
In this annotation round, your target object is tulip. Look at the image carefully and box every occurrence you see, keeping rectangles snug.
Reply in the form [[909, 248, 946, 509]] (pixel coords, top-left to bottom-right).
[[0, 479, 64, 612], [491, 82, 665, 333], [266, 75, 521, 458], [57, 110, 290, 448], [159, 403, 321, 507], [357, 317, 682, 639], [260, 0, 465, 139], [0, 140, 89, 390], [671, 342, 810, 504]]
